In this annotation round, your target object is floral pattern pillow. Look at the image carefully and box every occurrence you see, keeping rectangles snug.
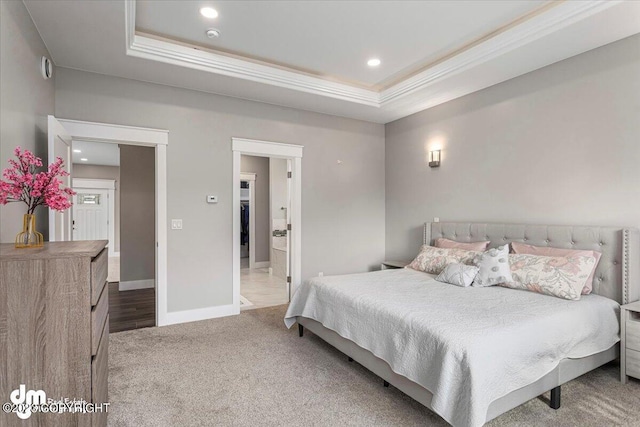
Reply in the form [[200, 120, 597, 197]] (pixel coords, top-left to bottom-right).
[[407, 245, 480, 275], [502, 254, 597, 301], [511, 242, 601, 295]]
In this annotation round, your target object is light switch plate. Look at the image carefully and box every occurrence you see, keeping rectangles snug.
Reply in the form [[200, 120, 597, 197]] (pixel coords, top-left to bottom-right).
[[433, 217, 440, 223], [206, 195, 218, 204], [171, 219, 183, 230]]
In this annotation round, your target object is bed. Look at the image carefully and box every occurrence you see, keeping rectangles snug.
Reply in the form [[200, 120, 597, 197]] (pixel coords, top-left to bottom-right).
[[284, 222, 640, 427]]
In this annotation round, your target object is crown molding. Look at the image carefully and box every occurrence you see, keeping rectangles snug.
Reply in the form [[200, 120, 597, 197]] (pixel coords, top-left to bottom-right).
[[124, 0, 628, 118], [124, 0, 380, 107], [379, 0, 619, 105]]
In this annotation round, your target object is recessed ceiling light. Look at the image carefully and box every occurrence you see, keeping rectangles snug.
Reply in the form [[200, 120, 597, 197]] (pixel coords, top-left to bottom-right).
[[80, 158, 88, 162], [367, 58, 381, 67], [73, 149, 81, 153], [200, 7, 218, 19], [206, 28, 221, 38]]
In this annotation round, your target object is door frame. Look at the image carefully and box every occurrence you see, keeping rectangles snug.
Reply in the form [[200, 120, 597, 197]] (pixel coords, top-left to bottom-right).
[[240, 173, 257, 269], [72, 178, 117, 257], [55, 117, 170, 326], [48, 116, 73, 242], [232, 138, 303, 314]]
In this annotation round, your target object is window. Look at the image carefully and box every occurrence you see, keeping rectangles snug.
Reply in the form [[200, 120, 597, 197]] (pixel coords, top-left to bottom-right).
[[78, 193, 101, 205]]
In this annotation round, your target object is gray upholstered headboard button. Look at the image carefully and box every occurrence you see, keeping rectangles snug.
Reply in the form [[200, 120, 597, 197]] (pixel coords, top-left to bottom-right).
[[424, 222, 640, 305]]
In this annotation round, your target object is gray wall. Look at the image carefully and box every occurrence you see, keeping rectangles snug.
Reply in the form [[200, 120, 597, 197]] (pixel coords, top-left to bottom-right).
[[119, 145, 156, 283], [0, 0, 55, 241], [55, 68, 385, 312], [385, 34, 640, 262], [72, 164, 121, 251], [241, 155, 270, 263]]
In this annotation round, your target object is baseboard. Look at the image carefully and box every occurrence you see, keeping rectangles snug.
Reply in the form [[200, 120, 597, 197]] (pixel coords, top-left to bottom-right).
[[119, 279, 155, 291], [163, 304, 238, 326], [254, 261, 271, 268]]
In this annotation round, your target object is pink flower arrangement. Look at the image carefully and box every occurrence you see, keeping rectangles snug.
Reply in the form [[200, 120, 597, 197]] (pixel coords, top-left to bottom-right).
[[0, 147, 75, 214]]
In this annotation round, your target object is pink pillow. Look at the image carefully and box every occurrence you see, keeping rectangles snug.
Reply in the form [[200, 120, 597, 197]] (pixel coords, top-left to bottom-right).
[[511, 242, 601, 294], [435, 238, 490, 252]]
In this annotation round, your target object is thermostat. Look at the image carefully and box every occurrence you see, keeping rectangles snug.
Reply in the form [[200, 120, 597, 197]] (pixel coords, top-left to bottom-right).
[[206, 195, 218, 204]]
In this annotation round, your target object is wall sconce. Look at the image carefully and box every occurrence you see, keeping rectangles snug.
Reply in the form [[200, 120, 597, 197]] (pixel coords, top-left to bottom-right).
[[429, 150, 441, 168]]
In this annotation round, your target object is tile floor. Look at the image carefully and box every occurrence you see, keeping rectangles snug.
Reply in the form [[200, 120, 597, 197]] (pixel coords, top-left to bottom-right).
[[240, 257, 289, 310]]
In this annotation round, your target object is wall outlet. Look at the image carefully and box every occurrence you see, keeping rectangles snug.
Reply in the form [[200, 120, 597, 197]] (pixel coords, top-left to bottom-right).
[[171, 219, 183, 230], [318, 272, 324, 277], [433, 217, 440, 223], [206, 195, 218, 204]]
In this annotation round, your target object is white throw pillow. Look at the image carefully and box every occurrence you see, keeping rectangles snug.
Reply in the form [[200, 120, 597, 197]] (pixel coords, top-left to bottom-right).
[[472, 245, 512, 287], [435, 263, 479, 287]]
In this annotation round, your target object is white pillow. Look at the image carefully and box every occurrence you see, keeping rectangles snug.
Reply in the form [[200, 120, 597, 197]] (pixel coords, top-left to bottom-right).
[[435, 263, 479, 287], [472, 245, 512, 287]]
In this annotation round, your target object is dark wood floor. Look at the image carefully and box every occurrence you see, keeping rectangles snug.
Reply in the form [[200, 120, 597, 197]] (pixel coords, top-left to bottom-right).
[[108, 282, 156, 333]]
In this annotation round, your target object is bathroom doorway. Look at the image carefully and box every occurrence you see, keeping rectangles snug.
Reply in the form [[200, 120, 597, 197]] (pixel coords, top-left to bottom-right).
[[238, 155, 290, 310], [232, 138, 302, 314]]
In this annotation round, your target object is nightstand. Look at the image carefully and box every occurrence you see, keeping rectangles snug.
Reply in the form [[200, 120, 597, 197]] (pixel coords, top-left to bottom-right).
[[621, 300, 640, 383], [381, 261, 408, 270]]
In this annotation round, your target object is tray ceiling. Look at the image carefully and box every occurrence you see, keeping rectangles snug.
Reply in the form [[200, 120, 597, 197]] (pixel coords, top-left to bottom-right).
[[134, 0, 548, 89], [25, 0, 640, 123]]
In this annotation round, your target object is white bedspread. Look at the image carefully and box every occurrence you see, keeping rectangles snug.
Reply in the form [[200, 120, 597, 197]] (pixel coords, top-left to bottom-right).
[[284, 268, 620, 427]]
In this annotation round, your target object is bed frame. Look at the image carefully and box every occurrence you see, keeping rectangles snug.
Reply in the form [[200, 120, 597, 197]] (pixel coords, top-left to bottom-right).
[[295, 221, 640, 424]]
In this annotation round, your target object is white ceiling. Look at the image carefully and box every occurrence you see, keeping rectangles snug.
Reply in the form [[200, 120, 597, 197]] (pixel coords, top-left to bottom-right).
[[72, 141, 120, 167], [135, 0, 547, 88], [24, 0, 640, 124]]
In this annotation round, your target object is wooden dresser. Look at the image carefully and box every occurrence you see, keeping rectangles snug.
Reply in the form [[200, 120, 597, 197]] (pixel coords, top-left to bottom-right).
[[0, 241, 109, 427]]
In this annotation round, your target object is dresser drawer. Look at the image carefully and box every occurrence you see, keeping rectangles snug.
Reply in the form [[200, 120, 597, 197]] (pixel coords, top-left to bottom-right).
[[91, 284, 109, 356], [626, 348, 640, 380], [91, 248, 108, 306], [92, 316, 109, 427]]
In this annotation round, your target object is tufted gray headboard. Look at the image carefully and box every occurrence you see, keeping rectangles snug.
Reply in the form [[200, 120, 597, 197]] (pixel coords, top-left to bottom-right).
[[424, 222, 640, 305]]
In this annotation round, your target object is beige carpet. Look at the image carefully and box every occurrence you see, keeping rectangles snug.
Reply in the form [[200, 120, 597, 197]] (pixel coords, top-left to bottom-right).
[[108, 305, 640, 426]]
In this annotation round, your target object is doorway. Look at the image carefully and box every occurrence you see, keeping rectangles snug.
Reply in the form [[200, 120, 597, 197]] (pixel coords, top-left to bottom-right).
[[232, 138, 302, 314], [71, 178, 117, 278], [71, 141, 156, 332], [72, 186, 113, 244], [238, 157, 290, 310], [47, 116, 170, 326]]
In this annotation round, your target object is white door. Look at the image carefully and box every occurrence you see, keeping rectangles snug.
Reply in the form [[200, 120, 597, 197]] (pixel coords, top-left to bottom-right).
[[47, 115, 73, 241], [72, 189, 110, 242]]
